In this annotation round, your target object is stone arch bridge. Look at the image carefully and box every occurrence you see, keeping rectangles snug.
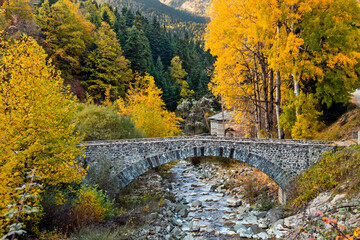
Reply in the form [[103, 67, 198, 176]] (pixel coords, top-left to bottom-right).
[[80, 136, 336, 203]]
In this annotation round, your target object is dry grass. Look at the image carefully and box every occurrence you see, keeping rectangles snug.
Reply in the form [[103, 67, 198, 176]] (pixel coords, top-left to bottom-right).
[[316, 108, 360, 141]]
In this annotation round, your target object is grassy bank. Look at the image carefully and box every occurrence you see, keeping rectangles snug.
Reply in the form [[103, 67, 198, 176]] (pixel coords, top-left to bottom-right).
[[290, 145, 360, 208]]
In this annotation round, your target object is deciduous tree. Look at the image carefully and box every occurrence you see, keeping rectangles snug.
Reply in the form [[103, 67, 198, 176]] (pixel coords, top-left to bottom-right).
[[117, 74, 182, 137], [0, 36, 86, 235]]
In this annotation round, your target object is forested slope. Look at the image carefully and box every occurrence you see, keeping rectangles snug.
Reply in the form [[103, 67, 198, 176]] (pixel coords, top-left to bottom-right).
[[10, 0, 214, 111], [95, 0, 208, 39]]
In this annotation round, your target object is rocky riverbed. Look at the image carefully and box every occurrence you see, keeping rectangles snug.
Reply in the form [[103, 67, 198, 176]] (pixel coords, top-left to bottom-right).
[[131, 159, 360, 239], [135, 160, 287, 239]]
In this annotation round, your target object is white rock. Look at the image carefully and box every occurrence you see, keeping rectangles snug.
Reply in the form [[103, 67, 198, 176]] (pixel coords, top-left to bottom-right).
[[237, 227, 254, 238], [254, 232, 270, 239], [183, 234, 195, 240], [330, 194, 347, 205], [258, 219, 268, 229], [226, 198, 242, 207], [234, 223, 246, 232], [239, 215, 258, 225], [191, 200, 202, 208]]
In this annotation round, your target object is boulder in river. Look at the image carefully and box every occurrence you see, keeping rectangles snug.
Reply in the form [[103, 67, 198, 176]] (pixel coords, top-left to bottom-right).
[[227, 197, 242, 207], [191, 200, 202, 208]]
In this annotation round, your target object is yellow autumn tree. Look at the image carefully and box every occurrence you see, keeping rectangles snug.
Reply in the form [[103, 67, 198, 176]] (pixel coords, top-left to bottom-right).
[[206, 0, 360, 139], [169, 56, 193, 102], [117, 74, 182, 138], [0, 36, 86, 235]]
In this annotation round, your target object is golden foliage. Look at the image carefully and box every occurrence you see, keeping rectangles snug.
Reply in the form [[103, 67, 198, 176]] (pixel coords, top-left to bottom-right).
[[68, 185, 111, 229], [206, 0, 360, 139], [117, 74, 182, 138], [0, 36, 86, 235]]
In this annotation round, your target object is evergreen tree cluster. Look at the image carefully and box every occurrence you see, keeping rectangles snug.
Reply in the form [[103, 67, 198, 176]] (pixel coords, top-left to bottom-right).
[[34, 0, 214, 110]]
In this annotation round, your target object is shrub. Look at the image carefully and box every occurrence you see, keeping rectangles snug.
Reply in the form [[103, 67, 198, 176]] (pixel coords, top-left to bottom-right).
[[68, 185, 115, 230], [69, 225, 123, 240], [76, 104, 143, 141], [40, 184, 79, 231]]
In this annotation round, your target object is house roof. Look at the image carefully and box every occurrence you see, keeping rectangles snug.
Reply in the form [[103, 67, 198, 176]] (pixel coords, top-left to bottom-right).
[[208, 111, 234, 121]]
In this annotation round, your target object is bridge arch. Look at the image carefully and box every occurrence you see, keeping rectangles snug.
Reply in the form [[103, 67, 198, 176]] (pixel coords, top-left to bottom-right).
[[117, 147, 289, 197]]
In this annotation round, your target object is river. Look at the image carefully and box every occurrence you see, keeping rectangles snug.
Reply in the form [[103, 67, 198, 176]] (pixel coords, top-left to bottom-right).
[[136, 159, 287, 239]]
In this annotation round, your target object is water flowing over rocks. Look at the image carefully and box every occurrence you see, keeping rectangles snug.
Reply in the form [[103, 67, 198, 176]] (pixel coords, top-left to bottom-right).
[[135, 160, 289, 239]]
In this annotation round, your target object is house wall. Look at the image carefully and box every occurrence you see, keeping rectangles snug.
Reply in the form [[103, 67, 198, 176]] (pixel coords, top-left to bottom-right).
[[210, 120, 218, 136], [217, 120, 225, 137]]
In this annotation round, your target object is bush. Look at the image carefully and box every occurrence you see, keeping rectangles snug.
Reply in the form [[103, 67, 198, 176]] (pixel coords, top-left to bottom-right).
[[68, 185, 115, 230], [40, 185, 79, 231], [69, 225, 123, 240], [291, 146, 360, 208], [76, 104, 143, 141]]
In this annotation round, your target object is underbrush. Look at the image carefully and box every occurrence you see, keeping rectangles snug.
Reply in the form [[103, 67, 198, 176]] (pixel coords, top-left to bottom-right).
[[38, 154, 177, 239], [75, 103, 143, 141], [316, 107, 360, 141], [290, 145, 360, 208]]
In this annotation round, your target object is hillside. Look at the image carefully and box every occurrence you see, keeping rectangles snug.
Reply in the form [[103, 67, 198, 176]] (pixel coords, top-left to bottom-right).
[[95, 0, 208, 39], [316, 107, 360, 141], [159, 0, 212, 17]]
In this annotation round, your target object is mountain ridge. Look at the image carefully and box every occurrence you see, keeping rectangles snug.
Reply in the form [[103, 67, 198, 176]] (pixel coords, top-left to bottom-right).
[[159, 0, 212, 17]]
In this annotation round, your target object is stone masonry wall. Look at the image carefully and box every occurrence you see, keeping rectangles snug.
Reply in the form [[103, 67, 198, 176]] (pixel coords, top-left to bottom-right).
[[80, 136, 336, 192]]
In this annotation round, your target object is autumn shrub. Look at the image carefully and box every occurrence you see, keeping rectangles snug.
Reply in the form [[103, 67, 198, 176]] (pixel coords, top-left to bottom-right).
[[286, 207, 360, 239], [76, 103, 143, 141], [117, 74, 182, 138], [68, 184, 115, 230], [40, 185, 79, 231], [291, 146, 360, 208]]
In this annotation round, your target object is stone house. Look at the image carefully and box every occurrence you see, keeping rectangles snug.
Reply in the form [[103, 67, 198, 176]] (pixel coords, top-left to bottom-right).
[[209, 111, 241, 137]]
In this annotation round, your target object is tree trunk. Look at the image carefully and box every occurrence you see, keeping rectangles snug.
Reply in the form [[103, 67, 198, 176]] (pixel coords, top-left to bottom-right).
[[275, 22, 284, 139], [254, 55, 262, 138], [276, 70, 284, 139], [269, 69, 274, 134], [260, 57, 270, 135]]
